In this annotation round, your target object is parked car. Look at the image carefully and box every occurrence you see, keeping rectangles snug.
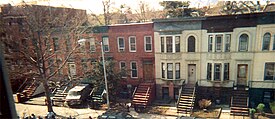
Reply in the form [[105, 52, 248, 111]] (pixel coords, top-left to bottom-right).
[[65, 84, 92, 106], [98, 110, 134, 119]]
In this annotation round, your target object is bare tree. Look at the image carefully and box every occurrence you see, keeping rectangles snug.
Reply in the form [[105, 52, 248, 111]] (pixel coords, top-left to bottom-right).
[[1, 3, 88, 113], [102, 0, 112, 25], [221, 1, 262, 15]]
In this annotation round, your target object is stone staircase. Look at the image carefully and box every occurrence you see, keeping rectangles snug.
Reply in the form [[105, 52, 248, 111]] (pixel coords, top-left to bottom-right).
[[91, 86, 106, 104], [177, 84, 196, 115], [52, 86, 69, 106], [132, 82, 155, 110], [230, 86, 249, 117], [19, 80, 39, 101]]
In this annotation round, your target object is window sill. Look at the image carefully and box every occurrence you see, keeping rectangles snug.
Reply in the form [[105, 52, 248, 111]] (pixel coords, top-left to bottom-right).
[[161, 78, 182, 81]]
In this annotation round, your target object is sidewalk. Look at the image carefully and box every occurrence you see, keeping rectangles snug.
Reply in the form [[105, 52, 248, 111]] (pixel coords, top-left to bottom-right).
[[15, 96, 251, 119]]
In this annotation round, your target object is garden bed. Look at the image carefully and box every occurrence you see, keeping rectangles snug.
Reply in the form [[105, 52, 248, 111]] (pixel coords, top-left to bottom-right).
[[191, 108, 222, 118]]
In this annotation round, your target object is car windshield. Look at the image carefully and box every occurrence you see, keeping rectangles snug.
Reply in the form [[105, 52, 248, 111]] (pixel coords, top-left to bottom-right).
[[68, 91, 81, 96]]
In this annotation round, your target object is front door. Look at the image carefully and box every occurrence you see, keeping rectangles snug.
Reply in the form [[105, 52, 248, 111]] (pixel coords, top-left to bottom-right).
[[143, 61, 153, 81], [237, 64, 248, 86], [188, 64, 196, 84]]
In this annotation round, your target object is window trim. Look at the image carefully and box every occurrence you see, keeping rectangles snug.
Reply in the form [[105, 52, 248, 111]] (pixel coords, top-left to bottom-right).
[[161, 37, 164, 52], [214, 63, 221, 80], [207, 63, 212, 80], [208, 35, 213, 52], [215, 35, 223, 52], [224, 63, 229, 80], [144, 36, 152, 52], [264, 62, 275, 80], [120, 61, 127, 78], [89, 37, 96, 52], [238, 34, 249, 52], [187, 36, 196, 52], [167, 63, 173, 79], [102, 36, 109, 52], [117, 37, 125, 52], [130, 61, 138, 78], [225, 34, 231, 52], [162, 62, 165, 78], [175, 63, 180, 79], [166, 36, 173, 53], [129, 36, 136, 52], [262, 32, 271, 51]]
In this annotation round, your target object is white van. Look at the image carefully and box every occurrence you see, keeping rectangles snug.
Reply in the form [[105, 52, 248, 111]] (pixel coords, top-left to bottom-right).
[[65, 84, 91, 106]]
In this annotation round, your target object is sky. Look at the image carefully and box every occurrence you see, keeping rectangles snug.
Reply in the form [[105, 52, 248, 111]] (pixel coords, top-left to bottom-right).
[[0, 0, 273, 14]]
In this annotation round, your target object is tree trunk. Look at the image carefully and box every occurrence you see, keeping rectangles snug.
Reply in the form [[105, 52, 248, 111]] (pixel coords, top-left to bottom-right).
[[43, 79, 53, 112]]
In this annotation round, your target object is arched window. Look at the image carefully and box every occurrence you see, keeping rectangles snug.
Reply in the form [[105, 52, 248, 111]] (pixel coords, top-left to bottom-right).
[[188, 36, 195, 52], [239, 34, 249, 51], [262, 33, 271, 51]]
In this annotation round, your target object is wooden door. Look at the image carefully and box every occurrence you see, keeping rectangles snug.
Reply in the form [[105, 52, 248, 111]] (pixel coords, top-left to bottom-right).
[[143, 61, 153, 81]]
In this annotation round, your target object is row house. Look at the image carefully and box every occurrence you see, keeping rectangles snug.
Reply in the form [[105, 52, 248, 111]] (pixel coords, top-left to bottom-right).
[[153, 11, 275, 112], [0, 4, 88, 92], [106, 23, 155, 97]]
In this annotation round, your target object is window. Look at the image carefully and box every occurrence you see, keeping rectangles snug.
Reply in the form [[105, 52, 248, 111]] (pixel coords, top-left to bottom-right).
[[118, 37, 125, 52], [175, 63, 180, 79], [175, 36, 180, 52], [162, 63, 165, 78], [264, 63, 275, 80], [224, 63, 229, 80], [239, 34, 249, 51], [161, 37, 164, 52], [208, 35, 213, 52], [263, 91, 273, 103], [103, 37, 109, 52], [166, 36, 173, 53], [207, 63, 212, 80], [145, 36, 152, 52], [167, 63, 173, 79], [81, 59, 88, 72], [129, 36, 136, 52], [48, 59, 54, 74], [53, 37, 59, 51], [188, 36, 195, 52], [262, 33, 271, 51], [65, 36, 71, 51], [215, 35, 223, 52], [91, 59, 97, 71], [120, 61, 127, 78], [68, 63, 76, 76], [273, 35, 275, 50], [214, 63, 221, 80], [21, 39, 28, 50], [131, 62, 138, 78], [89, 38, 96, 52], [225, 34, 231, 52]]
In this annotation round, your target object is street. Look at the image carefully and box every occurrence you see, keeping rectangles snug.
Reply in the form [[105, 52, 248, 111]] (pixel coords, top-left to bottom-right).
[[15, 96, 178, 119]]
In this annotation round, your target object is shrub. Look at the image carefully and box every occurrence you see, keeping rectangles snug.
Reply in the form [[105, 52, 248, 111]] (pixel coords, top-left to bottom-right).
[[198, 99, 212, 109], [256, 103, 265, 113], [269, 101, 275, 114], [250, 108, 256, 114]]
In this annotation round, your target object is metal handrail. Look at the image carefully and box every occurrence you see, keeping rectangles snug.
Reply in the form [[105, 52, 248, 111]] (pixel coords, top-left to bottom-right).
[[231, 96, 233, 106], [144, 87, 150, 104], [177, 80, 185, 106], [190, 83, 197, 113], [16, 78, 29, 92], [177, 85, 183, 106], [132, 87, 137, 98], [62, 86, 68, 94]]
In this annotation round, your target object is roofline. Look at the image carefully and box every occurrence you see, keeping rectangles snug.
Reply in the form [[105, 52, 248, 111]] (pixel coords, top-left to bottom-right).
[[108, 22, 153, 26]]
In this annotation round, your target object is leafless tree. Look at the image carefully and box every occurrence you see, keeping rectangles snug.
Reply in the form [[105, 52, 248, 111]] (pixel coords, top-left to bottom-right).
[[1, 3, 88, 113]]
